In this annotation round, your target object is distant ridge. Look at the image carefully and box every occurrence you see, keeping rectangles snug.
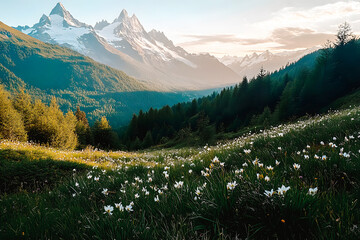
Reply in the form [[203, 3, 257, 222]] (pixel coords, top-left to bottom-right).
[[16, 2, 240, 91]]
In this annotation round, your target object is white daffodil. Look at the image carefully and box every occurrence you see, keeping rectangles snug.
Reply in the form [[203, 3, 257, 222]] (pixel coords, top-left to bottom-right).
[[265, 176, 270, 182], [264, 189, 275, 197], [293, 163, 301, 170], [154, 195, 160, 202], [102, 188, 109, 196], [115, 203, 124, 212], [212, 156, 219, 163], [104, 205, 114, 215], [227, 181, 237, 190], [277, 185, 290, 196], [308, 187, 318, 196], [174, 181, 184, 189], [125, 204, 133, 212], [244, 149, 251, 154], [266, 166, 274, 171]]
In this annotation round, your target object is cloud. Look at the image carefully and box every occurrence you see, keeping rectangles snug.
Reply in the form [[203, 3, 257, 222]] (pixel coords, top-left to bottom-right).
[[180, 27, 334, 50], [178, 1, 360, 56], [179, 34, 268, 46], [269, 27, 334, 49]]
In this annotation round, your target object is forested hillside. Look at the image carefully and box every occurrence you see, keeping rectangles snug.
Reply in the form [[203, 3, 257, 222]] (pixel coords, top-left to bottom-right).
[[0, 21, 209, 127], [124, 23, 360, 149]]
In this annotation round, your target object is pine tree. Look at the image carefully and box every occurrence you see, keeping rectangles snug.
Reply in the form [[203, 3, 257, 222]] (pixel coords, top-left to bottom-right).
[[0, 86, 27, 141]]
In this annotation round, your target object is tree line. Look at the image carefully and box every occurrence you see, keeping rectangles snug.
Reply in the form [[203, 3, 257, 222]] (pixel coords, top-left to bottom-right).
[[0, 87, 119, 150], [0, 23, 357, 151], [122, 23, 360, 149]]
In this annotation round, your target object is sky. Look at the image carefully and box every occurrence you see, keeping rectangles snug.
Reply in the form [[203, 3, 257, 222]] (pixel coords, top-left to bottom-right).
[[1, 0, 360, 57]]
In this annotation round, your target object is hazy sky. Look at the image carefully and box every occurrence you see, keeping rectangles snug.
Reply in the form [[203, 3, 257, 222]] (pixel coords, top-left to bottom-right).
[[1, 0, 359, 57]]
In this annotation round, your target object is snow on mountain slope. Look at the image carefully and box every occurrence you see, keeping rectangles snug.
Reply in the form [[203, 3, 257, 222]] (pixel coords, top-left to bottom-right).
[[16, 2, 240, 90], [220, 48, 319, 79]]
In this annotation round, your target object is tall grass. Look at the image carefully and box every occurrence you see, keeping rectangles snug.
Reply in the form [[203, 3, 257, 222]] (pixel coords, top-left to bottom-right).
[[1, 107, 360, 239]]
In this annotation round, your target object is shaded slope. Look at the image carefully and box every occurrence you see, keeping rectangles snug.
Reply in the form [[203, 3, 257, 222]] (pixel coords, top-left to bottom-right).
[[0, 21, 147, 92]]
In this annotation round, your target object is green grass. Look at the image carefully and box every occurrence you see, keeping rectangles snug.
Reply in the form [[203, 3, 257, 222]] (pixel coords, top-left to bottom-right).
[[1, 107, 360, 239]]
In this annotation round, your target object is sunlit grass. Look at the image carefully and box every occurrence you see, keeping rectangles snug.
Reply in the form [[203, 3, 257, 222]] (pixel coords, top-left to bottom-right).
[[1, 106, 360, 239]]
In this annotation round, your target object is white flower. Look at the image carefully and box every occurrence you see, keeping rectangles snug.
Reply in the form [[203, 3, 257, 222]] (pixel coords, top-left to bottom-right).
[[164, 166, 170, 170], [320, 141, 324, 145], [293, 163, 301, 170], [277, 185, 290, 196], [227, 181, 237, 190], [125, 204, 133, 212], [94, 176, 100, 181], [265, 176, 270, 182], [135, 193, 140, 199], [195, 187, 202, 196], [242, 162, 248, 167], [321, 155, 327, 161], [75, 182, 79, 187], [115, 203, 124, 211], [145, 191, 150, 195], [264, 189, 275, 197], [174, 181, 184, 189], [314, 154, 319, 159], [278, 147, 282, 151], [154, 195, 160, 202], [308, 187, 318, 196], [104, 205, 114, 215], [275, 160, 280, 166], [102, 188, 109, 196], [304, 155, 309, 159], [212, 156, 219, 163], [188, 169, 193, 174], [266, 166, 274, 171]]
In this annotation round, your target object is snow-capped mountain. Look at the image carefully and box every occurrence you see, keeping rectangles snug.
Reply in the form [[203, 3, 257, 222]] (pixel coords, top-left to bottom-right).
[[220, 48, 319, 79], [16, 3, 240, 91]]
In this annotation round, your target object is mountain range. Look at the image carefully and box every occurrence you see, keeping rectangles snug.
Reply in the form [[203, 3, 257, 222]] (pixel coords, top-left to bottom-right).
[[0, 20, 213, 127], [219, 48, 319, 78], [16, 3, 240, 90]]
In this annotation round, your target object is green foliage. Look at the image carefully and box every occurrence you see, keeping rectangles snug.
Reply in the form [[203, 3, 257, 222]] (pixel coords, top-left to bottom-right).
[[125, 26, 360, 149], [1, 106, 360, 239], [0, 86, 27, 141], [75, 106, 92, 147], [92, 116, 119, 149]]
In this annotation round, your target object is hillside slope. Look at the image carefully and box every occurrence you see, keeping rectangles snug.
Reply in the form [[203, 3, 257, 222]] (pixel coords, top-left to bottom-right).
[[0, 21, 147, 92], [16, 3, 240, 91], [1, 106, 359, 239], [0, 21, 213, 126]]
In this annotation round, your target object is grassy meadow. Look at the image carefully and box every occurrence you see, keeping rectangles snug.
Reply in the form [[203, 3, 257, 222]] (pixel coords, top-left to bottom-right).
[[1, 106, 360, 239]]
